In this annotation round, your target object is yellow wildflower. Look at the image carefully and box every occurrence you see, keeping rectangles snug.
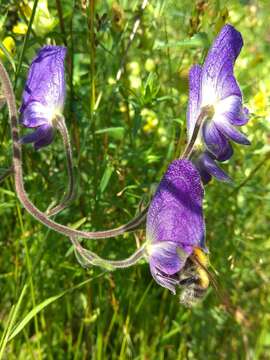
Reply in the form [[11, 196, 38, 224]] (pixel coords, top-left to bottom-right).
[[251, 86, 269, 117], [0, 37, 16, 59], [141, 108, 159, 133], [12, 22, 28, 35], [20, 0, 56, 37]]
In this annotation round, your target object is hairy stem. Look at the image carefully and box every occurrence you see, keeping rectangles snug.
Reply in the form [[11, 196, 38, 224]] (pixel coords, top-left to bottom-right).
[[46, 117, 76, 216], [0, 60, 147, 240], [180, 106, 211, 159]]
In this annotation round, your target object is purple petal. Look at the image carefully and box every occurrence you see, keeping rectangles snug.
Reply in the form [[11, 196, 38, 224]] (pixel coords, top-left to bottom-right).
[[197, 152, 231, 183], [187, 65, 202, 140], [146, 159, 206, 252], [215, 120, 250, 145], [202, 121, 233, 161], [201, 24, 243, 104], [20, 124, 54, 149], [20, 101, 51, 128], [231, 106, 249, 126], [20, 46, 66, 119], [212, 95, 250, 145], [214, 95, 242, 120], [197, 167, 212, 185], [210, 56, 242, 100], [34, 129, 54, 150], [217, 67, 242, 100], [149, 241, 189, 276], [149, 264, 179, 294]]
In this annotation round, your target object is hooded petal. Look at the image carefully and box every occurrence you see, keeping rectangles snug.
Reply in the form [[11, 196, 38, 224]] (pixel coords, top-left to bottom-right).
[[21, 46, 67, 115], [187, 65, 202, 140], [146, 159, 206, 252], [201, 24, 243, 104]]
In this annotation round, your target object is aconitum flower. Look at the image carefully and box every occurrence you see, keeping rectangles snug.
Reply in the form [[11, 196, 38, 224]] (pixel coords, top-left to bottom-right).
[[145, 159, 206, 294], [20, 46, 66, 150], [187, 24, 250, 183]]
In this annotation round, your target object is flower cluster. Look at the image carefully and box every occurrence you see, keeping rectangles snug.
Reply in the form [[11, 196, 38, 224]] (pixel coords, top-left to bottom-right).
[[16, 24, 250, 303], [144, 24, 250, 298]]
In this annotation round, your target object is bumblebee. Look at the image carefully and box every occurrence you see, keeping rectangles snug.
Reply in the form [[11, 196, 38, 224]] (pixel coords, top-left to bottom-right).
[[179, 247, 210, 307]]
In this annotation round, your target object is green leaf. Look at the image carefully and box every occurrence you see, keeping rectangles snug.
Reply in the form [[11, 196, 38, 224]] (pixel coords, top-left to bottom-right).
[[8, 275, 105, 342], [95, 127, 125, 140], [99, 165, 114, 194], [0, 285, 28, 356]]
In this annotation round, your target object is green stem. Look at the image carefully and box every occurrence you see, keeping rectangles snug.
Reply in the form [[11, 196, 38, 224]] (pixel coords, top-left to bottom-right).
[[16, 204, 42, 359], [14, 0, 39, 89], [115, 0, 149, 81], [88, 0, 98, 224], [230, 151, 270, 195], [55, 0, 67, 46]]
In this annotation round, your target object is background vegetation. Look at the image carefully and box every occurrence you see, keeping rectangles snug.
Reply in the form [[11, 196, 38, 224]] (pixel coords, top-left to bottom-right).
[[0, 0, 269, 358]]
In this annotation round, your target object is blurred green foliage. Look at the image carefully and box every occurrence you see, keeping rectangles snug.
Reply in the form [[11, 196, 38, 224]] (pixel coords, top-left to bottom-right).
[[0, 0, 269, 359]]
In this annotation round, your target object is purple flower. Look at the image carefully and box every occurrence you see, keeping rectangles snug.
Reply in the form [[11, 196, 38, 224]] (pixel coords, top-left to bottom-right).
[[145, 159, 206, 294], [20, 45, 67, 150], [187, 24, 250, 183]]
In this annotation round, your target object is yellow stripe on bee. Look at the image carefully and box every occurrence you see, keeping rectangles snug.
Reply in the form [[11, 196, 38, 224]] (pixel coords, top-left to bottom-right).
[[193, 247, 209, 267], [197, 267, 210, 289]]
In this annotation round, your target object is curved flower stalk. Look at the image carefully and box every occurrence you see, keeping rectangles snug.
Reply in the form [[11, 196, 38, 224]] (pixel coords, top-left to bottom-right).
[[186, 24, 250, 183], [0, 59, 147, 239], [46, 116, 76, 216], [70, 236, 146, 270], [145, 159, 207, 294]]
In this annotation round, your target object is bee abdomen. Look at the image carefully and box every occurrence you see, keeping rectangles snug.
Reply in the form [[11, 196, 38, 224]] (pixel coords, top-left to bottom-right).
[[179, 285, 207, 307]]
